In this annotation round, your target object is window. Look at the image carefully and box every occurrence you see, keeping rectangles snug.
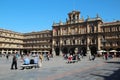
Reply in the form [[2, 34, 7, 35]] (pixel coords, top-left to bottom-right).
[[117, 26, 119, 31], [92, 38, 95, 44], [73, 40, 75, 45], [110, 42, 112, 46], [56, 41, 58, 45], [82, 39, 85, 44], [117, 41, 120, 46], [64, 40, 66, 45], [73, 14, 75, 20], [91, 24, 94, 33]]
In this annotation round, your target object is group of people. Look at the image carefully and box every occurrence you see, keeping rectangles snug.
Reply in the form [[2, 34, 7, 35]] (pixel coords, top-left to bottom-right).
[[67, 54, 81, 63], [10, 53, 43, 70]]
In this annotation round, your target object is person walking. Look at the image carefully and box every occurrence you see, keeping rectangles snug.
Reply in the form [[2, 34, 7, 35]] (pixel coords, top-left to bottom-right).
[[6, 53, 9, 60], [39, 53, 43, 68], [105, 53, 108, 60], [88, 51, 92, 61], [11, 53, 18, 70], [46, 53, 50, 61]]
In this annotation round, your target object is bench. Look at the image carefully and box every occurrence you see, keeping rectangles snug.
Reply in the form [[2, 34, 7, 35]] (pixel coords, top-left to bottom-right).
[[67, 60, 78, 63], [20, 64, 39, 70]]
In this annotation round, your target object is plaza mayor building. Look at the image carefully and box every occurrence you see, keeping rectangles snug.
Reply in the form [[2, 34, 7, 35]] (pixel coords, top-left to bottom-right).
[[0, 10, 120, 56], [52, 10, 120, 56], [23, 30, 52, 54], [0, 29, 23, 54], [0, 29, 52, 55]]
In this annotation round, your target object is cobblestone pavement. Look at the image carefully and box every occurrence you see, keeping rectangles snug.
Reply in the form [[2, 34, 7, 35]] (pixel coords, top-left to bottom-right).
[[0, 56, 120, 80]]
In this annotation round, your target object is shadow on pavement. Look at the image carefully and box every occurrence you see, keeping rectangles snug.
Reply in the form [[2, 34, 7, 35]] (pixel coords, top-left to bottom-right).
[[105, 61, 120, 64], [91, 61, 120, 80]]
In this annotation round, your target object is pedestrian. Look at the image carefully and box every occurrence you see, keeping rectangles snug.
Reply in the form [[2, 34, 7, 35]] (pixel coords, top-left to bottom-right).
[[6, 54, 9, 60], [20, 53, 24, 60], [105, 53, 108, 60], [39, 53, 43, 67], [88, 51, 91, 61], [11, 53, 18, 70], [91, 54, 95, 61], [34, 54, 39, 64], [67, 55, 73, 63], [46, 53, 50, 61]]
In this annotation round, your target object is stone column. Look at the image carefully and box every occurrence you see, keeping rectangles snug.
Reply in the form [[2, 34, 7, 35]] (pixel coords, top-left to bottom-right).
[[97, 36, 101, 51], [52, 48, 55, 57], [59, 38, 63, 56], [87, 37, 91, 56]]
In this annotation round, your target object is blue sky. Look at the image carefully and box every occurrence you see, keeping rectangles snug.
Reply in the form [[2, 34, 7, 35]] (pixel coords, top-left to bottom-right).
[[0, 0, 120, 33]]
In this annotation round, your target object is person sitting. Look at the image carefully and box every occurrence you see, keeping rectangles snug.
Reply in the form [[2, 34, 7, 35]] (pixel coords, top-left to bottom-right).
[[68, 55, 73, 63], [30, 59, 34, 64], [21, 56, 30, 70], [23, 57, 30, 65], [34, 57, 38, 64]]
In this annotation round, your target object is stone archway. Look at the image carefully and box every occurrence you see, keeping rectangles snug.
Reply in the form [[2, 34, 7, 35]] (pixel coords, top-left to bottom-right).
[[116, 48, 120, 51], [109, 48, 113, 51], [116, 48, 120, 57], [55, 47, 60, 56], [81, 47, 86, 56], [62, 47, 68, 54], [69, 47, 75, 55], [108, 48, 114, 56], [23, 49, 28, 54], [90, 46, 97, 55]]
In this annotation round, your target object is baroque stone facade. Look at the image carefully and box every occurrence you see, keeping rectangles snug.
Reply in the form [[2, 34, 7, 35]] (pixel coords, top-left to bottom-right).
[[52, 11, 120, 56]]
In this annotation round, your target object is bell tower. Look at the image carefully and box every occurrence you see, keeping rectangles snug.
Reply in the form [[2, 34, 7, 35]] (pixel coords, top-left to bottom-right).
[[67, 11, 80, 23]]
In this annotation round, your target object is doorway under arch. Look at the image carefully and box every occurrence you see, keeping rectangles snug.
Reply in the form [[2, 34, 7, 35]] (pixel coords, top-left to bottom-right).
[[55, 47, 60, 56], [69, 47, 75, 55], [62, 47, 68, 54], [81, 47, 86, 56], [90, 46, 97, 55]]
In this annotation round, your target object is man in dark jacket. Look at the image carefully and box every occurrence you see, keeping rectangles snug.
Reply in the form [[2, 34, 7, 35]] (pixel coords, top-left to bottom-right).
[[11, 53, 18, 70]]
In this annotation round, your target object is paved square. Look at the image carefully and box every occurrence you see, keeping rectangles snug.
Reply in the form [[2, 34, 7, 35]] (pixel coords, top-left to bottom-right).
[[0, 56, 120, 80]]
